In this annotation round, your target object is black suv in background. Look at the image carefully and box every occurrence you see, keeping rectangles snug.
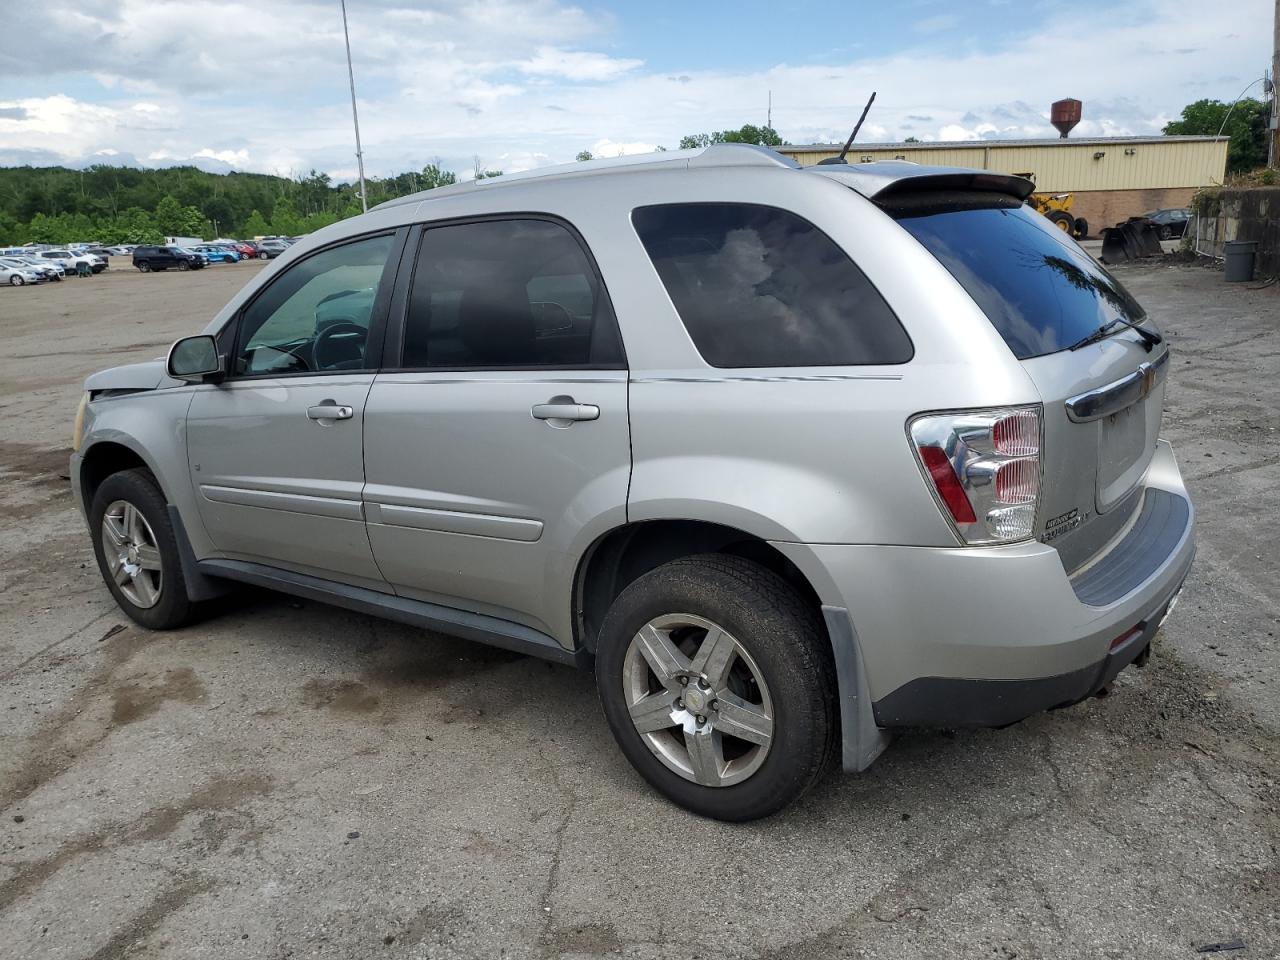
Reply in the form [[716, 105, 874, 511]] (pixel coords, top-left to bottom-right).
[[132, 246, 206, 273]]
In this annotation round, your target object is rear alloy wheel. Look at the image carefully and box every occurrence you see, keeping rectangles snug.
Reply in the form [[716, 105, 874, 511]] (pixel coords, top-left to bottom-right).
[[138, 262, 151, 273], [178, 260, 190, 271], [595, 554, 837, 821], [90, 468, 195, 630], [258, 251, 269, 260], [622, 613, 775, 787], [9, 275, 24, 286]]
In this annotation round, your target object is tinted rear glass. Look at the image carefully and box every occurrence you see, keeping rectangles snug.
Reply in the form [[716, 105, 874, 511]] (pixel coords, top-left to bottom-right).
[[894, 199, 1147, 360], [632, 203, 912, 368]]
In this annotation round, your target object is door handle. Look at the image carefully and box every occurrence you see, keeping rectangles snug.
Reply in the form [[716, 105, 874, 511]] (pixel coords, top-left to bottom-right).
[[307, 402, 354, 421], [532, 399, 599, 422]]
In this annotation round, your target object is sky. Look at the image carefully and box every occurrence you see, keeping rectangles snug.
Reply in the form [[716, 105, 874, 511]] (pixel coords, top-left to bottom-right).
[[0, 0, 1273, 182]]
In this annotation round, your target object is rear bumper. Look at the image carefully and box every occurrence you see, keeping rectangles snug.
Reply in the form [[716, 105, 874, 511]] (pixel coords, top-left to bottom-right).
[[773, 439, 1194, 749], [869, 558, 1188, 727]]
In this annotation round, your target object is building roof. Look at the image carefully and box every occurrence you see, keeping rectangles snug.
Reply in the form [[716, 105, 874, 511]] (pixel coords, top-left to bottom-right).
[[780, 135, 1228, 153]]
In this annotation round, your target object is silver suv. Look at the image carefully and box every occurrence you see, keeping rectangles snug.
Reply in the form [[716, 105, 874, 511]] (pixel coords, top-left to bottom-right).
[[72, 145, 1194, 821]]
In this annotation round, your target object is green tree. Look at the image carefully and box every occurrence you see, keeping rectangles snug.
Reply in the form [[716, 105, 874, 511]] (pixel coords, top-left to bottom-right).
[[243, 209, 272, 238], [0, 211, 19, 245], [1163, 98, 1269, 173], [903, 136, 921, 143], [154, 194, 205, 237], [679, 125, 784, 150], [419, 163, 458, 189], [269, 196, 302, 236], [575, 150, 594, 162]]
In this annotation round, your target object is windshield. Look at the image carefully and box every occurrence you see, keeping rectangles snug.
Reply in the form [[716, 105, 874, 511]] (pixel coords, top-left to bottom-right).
[[895, 199, 1149, 360]]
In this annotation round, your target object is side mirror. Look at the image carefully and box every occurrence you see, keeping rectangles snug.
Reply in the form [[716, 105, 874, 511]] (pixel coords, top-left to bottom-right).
[[167, 335, 224, 383]]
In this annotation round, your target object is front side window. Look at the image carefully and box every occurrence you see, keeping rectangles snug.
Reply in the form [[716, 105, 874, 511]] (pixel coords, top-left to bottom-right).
[[401, 218, 622, 369], [233, 233, 394, 376], [632, 203, 912, 368]]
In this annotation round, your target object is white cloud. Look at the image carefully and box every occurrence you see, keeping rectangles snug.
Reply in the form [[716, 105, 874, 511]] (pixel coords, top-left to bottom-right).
[[518, 47, 643, 81], [589, 138, 660, 158]]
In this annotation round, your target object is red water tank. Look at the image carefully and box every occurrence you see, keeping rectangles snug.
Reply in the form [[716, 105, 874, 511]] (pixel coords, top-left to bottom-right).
[[1051, 99, 1082, 138]]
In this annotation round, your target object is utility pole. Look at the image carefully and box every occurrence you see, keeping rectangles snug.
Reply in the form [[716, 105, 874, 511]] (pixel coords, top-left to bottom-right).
[[767, 90, 772, 130], [1271, 0, 1279, 168], [340, 0, 369, 212]]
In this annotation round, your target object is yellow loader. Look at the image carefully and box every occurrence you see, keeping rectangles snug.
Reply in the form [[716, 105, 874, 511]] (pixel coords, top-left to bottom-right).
[[1026, 192, 1089, 240]]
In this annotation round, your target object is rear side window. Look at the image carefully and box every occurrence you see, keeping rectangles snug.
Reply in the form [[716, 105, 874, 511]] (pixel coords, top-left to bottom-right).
[[632, 203, 911, 368], [893, 198, 1148, 360]]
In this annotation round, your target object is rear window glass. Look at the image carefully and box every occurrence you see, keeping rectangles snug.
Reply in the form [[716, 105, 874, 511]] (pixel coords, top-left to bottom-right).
[[894, 199, 1147, 360], [632, 203, 912, 368]]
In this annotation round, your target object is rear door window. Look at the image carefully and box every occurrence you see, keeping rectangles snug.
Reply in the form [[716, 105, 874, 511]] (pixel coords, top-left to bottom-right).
[[893, 197, 1148, 360], [632, 203, 911, 368], [400, 218, 623, 369]]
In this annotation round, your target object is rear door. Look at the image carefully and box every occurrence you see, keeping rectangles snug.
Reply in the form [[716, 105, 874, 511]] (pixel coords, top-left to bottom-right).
[[185, 230, 401, 586], [362, 217, 630, 640], [895, 199, 1167, 571]]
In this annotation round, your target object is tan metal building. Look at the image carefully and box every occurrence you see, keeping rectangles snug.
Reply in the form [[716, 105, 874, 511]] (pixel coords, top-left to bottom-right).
[[778, 136, 1228, 236]]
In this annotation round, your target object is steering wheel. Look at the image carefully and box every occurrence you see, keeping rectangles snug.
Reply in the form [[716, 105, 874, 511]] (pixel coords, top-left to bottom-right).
[[313, 321, 367, 370]]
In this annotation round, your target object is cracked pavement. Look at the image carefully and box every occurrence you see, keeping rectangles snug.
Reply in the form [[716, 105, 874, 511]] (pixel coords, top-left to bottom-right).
[[0, 259, 1277, 958]]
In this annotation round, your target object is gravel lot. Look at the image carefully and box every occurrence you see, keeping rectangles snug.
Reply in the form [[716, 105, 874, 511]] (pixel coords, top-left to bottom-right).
[[0, 258, 1277, 959]]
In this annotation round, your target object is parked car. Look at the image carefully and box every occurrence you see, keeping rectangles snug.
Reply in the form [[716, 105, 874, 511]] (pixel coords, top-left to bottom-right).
[[0, 261, 43, 285], [84, 247, 116, 262], [254, 239, 288, 259], [38, 249, 105, 274], [1, 259, 45, 285], [71, 145, 1194, 821], [1140, 208, 1191, 240], [1, 255, 62, 281], [131, 245, 206, 272], [192, 244, 239, 264]]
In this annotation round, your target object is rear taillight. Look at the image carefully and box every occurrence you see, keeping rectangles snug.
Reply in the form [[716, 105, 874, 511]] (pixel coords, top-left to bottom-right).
[[909, 405, 1042, 545]]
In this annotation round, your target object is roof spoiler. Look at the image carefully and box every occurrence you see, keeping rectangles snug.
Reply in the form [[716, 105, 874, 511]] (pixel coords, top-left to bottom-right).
[[808, 161, 1035, 203]]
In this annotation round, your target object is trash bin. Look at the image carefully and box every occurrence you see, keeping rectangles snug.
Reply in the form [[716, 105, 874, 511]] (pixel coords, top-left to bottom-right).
[[1224, 240, 1258, 282]]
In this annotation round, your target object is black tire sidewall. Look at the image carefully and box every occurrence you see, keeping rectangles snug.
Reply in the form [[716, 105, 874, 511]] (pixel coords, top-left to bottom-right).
[[595, 556, 835, 821], [89, 469, 192, 630]]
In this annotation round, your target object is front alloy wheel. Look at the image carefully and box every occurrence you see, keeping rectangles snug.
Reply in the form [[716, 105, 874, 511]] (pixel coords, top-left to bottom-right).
[[100, 500, 163, 608], [623, 614, 774, 787]]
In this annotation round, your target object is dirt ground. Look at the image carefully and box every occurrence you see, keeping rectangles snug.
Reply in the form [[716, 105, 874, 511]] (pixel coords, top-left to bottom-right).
[[0, 258, 1278, 959]]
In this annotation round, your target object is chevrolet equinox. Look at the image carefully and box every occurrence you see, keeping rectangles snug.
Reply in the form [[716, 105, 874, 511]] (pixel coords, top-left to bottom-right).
[[72, 145, 1194, 821]]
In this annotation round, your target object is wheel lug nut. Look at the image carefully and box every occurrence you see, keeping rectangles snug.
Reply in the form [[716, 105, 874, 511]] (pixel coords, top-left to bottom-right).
[[675, 699, 684, 710], [696, 715, 706, 726], [709, 700, 718, 711], [679, 675, 688, 686], [697, 677, 709, 689]]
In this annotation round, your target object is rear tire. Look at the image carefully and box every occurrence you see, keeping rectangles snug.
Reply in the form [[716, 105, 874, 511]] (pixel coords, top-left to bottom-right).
[[89, 469, 195, 630], [178, 261, 190, 272], [1048, 211, 1073, 232], [138, 262, 151, 273], [9, 275, 23, 286], [1072, 217, 1089, 239], [595, 554, 837, 821], [258, 251, 269, 260]]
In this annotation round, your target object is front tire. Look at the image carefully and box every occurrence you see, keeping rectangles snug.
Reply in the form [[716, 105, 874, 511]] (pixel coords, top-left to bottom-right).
[[89, 469, 195, 630], [258, 251, 269, 260], [9, 275, 23, 286], [138, 262, 151, 273], [1048, 211, 1074, 232], [595, 555, 837, 821], [178, 261, 190, 271]]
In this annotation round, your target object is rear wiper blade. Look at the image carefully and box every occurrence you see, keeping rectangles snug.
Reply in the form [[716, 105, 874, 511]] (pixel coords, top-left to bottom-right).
[[1068, 316, 1162, 352]]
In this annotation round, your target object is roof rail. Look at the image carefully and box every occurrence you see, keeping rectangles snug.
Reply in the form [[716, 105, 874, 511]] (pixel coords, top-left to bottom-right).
[[371, 144, 799, 211]]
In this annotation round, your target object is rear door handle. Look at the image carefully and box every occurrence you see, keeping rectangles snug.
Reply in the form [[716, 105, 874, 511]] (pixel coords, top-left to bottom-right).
[[532, 399, 600, 422], [307, 402, 354, 421]]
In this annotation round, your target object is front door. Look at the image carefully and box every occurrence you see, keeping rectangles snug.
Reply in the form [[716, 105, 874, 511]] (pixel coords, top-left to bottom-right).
[[186, 231, 399, 587], [363, 217, 630, 641]]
